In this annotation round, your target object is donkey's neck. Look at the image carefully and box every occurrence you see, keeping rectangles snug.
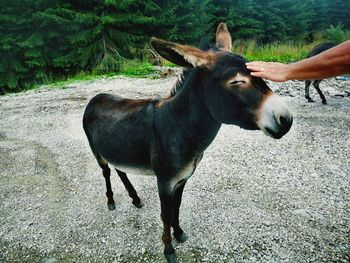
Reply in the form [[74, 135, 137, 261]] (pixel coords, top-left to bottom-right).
[[164, 69, 221, 153]]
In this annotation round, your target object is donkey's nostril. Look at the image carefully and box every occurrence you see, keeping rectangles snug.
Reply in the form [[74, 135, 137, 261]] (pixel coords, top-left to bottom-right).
[[279, 115, 287, 126], [279, 115, 293, 131]]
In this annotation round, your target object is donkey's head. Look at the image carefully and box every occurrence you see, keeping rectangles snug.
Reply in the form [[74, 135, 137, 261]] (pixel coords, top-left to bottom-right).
[[151, 23, 293, 139]]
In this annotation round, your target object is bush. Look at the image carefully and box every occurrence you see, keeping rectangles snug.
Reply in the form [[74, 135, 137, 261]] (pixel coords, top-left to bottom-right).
[[324, 24, 350, 43]]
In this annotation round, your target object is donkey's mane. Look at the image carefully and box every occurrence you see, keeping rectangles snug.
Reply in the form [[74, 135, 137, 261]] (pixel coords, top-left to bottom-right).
[[169, 69, 192, 97], [169, 37, 212, 98]]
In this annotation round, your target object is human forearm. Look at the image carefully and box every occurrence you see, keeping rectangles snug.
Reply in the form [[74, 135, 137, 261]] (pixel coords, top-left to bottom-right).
[[286, 41, 350, 80], [246, 40, 350, 82]]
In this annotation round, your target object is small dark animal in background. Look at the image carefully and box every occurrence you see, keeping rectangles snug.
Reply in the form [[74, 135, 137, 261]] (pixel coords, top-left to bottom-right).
[[83, 23, 293, 263], [304, 43, 337, 104]]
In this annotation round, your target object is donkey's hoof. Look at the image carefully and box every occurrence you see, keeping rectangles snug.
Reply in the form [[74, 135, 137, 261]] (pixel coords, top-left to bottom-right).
[[322, 100, 327, 105], [165, 252, 177, 263], [307, 99, 315, 103], [107, 202, 116, 210], [174, 232, 188, 243], [132, 200, 144, 208]]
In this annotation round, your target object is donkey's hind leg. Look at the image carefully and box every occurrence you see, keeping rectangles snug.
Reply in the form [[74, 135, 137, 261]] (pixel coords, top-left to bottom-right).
[[97, 161, 116, 211], [115, 169, 144, 208], [305, 80, 315, 102], [313, 80, 327, 104]]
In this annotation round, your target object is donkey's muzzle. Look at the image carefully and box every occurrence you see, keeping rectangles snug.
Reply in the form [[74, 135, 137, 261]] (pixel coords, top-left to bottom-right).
[[265, 114, 293, 139], [258, 94, 293, 139]]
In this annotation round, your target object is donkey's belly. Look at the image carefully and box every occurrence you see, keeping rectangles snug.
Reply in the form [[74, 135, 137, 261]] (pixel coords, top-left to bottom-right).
[[93, 123, 154, 175], [111, 162, 155, 176]]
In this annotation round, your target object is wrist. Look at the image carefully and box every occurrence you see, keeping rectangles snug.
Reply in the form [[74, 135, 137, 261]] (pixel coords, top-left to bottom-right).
[[283, 64, 293, 81]]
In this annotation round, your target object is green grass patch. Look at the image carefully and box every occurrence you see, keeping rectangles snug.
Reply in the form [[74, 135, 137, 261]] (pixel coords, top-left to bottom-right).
[[118, 60, 157, 77], [38, 71, 119, 90], [232, 39, 317, 63], [34, 60, 157, 91], [163, 60, 177, 67]]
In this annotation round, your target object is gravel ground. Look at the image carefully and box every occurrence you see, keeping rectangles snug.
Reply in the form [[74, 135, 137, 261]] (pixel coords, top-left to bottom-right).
[[0, 74, 349, 263]]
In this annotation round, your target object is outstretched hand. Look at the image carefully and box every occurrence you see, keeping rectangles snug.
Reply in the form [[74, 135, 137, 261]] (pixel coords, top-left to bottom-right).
[[245, 61, 291, 82], [246, 41, 350, 82]]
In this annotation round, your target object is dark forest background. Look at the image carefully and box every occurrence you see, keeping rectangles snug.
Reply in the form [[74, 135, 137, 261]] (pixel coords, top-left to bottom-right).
[[1, 0, 350, 93]]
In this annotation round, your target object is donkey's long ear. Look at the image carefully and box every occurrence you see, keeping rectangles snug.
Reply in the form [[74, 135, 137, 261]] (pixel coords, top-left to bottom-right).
[[151, 37, 215, 68], [216, 22, 232, 52]]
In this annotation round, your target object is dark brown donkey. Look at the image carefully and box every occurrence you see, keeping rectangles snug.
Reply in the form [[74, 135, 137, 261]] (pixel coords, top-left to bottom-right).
[[304, 42, 337, 104], [83, 23, 293, 263]]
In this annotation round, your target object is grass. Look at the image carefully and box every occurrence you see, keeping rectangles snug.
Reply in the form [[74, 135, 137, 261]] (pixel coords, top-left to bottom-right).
[[232, 26, 350, 63], [118, 60, 157, 77], [38, 72, 118, 90], [35, 60, 157, 91], [41, 40, 307, 91], [232, 39, 317, 63]]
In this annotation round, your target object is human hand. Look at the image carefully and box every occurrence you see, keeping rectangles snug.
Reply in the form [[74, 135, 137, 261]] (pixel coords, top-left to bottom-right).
[[245, 61, 291, 82]]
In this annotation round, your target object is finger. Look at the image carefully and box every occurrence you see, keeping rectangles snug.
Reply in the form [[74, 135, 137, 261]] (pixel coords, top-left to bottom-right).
[[250, 71, 265, 77], [245, 61, 268, 67], [247, 61, 285, 69], [251, 72, 284, 82], [246, 61, 268, 65], [246, 65, 266, 72]]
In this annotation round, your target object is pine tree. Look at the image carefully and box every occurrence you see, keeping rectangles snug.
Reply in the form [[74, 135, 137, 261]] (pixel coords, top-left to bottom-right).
[[205, 0, 232, 40], [224, 0, 263, 40], [205, 0, 283, 42], [327, 0, 350, 29], [0, 0, 38, 92], [55, 0, 160, 73], [275, 0, 311, 41], [250, 0, 287, 43], [304, 0, 329, 36], [0, 0, 69, 92], [172, 0, 210, 44], [152, 0, 211, 45]]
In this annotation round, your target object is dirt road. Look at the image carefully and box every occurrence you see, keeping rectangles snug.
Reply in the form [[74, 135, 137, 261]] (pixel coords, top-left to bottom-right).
[[0, 76, 349, 262]]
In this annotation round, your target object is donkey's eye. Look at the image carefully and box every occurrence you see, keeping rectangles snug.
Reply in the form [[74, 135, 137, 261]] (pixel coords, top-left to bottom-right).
[[229, 80, 246, 85]]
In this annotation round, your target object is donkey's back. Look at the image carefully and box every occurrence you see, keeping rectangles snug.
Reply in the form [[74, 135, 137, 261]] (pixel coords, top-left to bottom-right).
[[307, 43, 337, 58]]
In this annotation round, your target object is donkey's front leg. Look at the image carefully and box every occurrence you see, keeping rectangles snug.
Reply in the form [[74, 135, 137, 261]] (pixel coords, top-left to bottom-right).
[[157, 180, 177, 263], [172, 180, 188, 243]]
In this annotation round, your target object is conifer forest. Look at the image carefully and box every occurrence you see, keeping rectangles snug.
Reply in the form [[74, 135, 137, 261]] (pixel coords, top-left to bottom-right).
[[1, 0, 350, 93]]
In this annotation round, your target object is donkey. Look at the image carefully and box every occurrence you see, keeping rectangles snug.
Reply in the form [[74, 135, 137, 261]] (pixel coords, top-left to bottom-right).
[[83, 23, 293, 263], [305, 43, 337, 104]]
